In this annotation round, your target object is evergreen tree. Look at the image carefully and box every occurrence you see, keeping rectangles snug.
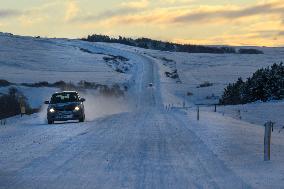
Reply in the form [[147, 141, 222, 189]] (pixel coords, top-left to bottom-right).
[[220, 63, 284, 105]]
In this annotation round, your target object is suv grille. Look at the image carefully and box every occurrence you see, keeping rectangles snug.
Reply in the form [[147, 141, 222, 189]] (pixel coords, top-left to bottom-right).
[[55, 105, 76, 111]]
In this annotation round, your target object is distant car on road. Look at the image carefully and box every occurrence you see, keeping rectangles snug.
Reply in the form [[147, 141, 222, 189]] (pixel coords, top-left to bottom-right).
[[148, 83, 153, 87], [45, 91, 85, 124]]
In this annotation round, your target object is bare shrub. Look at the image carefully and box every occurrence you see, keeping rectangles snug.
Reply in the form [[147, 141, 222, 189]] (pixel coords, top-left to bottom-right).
[[198, 81, 213, 88], [0, 79, 11, 87], [0, 87, 31, 119]]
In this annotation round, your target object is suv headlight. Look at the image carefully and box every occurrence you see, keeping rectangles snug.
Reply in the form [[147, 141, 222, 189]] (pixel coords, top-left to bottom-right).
[[49, 108, 55, 113], [74, 106, 80, 111]]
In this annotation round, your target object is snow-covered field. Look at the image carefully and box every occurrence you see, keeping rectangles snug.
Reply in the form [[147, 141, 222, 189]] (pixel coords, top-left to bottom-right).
[[203, 101, 284, 130], [0, 33, 284, 189], [186, 109, 284, 189]]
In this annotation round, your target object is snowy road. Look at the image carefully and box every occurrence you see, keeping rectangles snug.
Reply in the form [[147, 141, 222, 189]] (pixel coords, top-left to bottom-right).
[[0, 48, 251, 189], [0, 112, 250, 189]]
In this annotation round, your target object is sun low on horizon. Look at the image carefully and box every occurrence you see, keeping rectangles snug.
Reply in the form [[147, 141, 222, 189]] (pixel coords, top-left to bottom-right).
[[0, 0, 283, 47]]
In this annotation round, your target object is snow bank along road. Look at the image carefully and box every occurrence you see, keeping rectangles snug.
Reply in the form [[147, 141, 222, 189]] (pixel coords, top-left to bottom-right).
[[0, 46, 251, 189]]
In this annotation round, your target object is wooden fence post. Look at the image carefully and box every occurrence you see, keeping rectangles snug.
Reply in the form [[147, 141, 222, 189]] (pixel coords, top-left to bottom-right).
[[264, 121, 273, 161], [238, 110, 241, 120], [197, 106, 200, 121], [19, 96, 26, 117], [1, 119, 6, 125]]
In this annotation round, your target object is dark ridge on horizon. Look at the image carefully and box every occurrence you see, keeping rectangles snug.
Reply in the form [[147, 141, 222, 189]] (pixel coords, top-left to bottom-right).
[[0, 31, 266, 53]]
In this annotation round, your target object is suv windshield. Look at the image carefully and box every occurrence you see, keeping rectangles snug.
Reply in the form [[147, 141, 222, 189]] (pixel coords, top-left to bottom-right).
[[50, 92, 79, 104]]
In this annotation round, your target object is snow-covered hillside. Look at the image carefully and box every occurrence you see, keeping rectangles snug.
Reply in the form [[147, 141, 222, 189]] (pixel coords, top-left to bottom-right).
[[0, 33, 136, 84], [137, 45, 284, 105], [0, 33, 284, 189]]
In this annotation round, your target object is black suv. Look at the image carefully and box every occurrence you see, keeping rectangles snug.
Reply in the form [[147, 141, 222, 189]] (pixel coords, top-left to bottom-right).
[[45, 91, 86, 124]]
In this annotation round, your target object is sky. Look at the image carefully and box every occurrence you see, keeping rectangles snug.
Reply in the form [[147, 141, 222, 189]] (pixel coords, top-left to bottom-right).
[[0, 0, 283, 46]]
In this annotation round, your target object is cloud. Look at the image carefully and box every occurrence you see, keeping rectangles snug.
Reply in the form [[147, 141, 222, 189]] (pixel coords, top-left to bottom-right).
[[173, 31, 283, 46], [243, 30, 284, 42], [160, 0, 195, 5], [100, 6, 197, 26], [64, 1, 79, 21], [279, 31, 284, 36], [72, 0, 284, 27], [0, 9, 22, 18], [96, 7, 143, 20], [173, 1, 284, 23], [72, 7, 142, 23], [121, 0, 149, 9], [72, 0, 149, 23], [18, 14, 47, 27]]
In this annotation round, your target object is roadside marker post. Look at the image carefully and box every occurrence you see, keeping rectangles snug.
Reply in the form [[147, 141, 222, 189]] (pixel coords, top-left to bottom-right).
[[264, 121, 274, 161], [21, 106, 26, 117]]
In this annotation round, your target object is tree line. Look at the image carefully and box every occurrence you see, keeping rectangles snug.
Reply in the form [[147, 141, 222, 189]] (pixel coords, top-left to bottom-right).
[[82, 34, 263, 54]]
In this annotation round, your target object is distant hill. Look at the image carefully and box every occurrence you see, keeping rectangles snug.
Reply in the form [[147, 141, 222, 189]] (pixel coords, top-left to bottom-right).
[[82, 34, 263, 54]]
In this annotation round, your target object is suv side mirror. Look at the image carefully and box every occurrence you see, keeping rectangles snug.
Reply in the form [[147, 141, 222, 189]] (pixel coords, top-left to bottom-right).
[[80, 98, 86, 102], [44, 100, 50, 104]]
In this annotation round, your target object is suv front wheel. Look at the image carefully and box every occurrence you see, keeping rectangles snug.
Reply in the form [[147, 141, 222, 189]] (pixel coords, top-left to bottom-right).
[[79, 116, 85, 122], [48, 120, 54, 124]]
